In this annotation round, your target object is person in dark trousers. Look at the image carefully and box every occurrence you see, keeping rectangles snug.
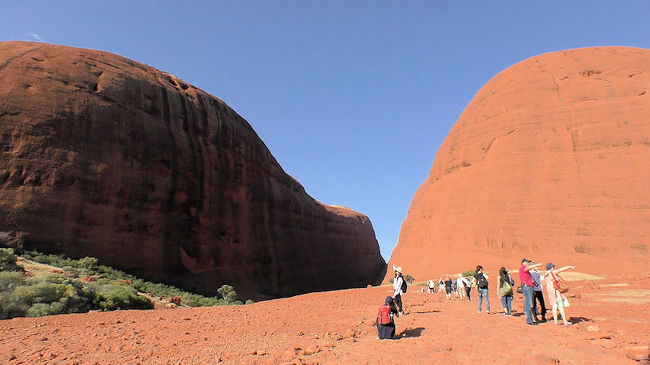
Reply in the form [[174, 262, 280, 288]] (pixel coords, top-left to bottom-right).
[[444, 277, 453, 300], [377, 296, 400, 339], [392, 266, 405, 314], [530, 265, 547, 322]]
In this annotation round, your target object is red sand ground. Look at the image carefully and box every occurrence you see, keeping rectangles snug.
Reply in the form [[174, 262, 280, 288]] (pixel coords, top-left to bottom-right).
[[1, 272, 648, 364]]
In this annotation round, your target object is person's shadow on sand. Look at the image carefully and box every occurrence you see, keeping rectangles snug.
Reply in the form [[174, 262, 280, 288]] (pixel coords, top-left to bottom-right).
[[398, 327, 425, 338], [568, 316, 591, 324]]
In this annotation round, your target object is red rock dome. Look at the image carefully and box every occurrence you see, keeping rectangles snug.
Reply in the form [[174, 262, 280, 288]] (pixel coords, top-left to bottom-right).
[[0, 41, 386, 299], [388, 47, 650, 280]]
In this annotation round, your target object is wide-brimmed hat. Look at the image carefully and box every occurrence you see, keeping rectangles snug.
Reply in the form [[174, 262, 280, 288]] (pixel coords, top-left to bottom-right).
[[394, 266, 403, 273]]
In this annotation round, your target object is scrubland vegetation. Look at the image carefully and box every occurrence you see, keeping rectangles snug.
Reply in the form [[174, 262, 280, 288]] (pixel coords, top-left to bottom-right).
[[0, 247, 247, 319]]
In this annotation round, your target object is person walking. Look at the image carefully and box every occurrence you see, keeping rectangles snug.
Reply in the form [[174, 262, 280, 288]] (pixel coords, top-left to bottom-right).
[[496, 266, 514, 316], [438, 277, 445, 293], [456, 274, 466, 299], [530, 265, 547, 322], [428, 279, 436, 294], [464, 276, 472, 300], [519, 258, 542, 325], [474, 265, 490, 313], [543, 263, 576, 326], [444, 276, 453, 300], [392, 266, 405, 315]]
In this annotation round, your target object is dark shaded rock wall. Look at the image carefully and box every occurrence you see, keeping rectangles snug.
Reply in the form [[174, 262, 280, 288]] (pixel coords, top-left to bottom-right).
[[0, 41, 385, 299]]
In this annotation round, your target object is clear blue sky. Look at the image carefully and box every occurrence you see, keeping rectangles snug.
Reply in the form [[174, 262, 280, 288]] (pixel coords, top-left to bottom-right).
[[2, 2, 648, 260]]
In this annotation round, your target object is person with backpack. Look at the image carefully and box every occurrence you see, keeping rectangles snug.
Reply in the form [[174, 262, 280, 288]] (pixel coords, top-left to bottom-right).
[[474, 265, 490, 313], [392, 266, 406, 315], [377, 296, 400, 339], [496, 266, 515, 316], [543, 263, 575, 326]]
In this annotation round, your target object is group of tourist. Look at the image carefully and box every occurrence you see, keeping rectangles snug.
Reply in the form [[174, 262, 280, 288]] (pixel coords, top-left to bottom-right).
[[377, 259, 575, 339]]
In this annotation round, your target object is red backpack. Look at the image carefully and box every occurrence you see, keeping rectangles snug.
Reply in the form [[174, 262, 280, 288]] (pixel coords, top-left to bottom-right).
[[377, 305, 392, 325]]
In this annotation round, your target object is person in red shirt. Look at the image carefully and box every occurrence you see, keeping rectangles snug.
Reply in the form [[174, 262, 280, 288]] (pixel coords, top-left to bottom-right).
[[519, 258, 542, 325]]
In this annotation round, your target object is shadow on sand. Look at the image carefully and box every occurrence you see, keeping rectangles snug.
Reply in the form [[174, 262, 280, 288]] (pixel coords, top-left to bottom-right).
[[398, 327, 425, 338], [568, 316, 591, 324], [411, 310, 440, 314]]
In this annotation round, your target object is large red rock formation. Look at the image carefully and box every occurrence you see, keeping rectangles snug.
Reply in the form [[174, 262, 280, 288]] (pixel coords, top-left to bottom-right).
[[389, 47, 650, 280], [0, 41, 385, 299]]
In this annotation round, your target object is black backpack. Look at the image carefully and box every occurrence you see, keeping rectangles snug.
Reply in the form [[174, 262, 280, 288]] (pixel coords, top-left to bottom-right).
[[400, 276, 408, 293], [476, 273, 488, 288]]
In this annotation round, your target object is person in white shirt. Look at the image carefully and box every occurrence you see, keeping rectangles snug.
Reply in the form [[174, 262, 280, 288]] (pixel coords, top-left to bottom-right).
[[392, 266, 405, 315], [456, 274, 466, 299]]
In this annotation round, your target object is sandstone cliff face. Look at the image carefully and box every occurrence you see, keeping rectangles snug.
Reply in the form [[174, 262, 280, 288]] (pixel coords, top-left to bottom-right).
[[389, 47, 650, 279], [0, 41, 385, 299]]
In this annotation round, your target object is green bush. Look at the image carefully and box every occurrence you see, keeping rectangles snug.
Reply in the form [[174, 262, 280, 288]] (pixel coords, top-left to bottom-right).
[[5, 249, 238, 316], [0, 271, 26, 292], [78, 257, 99, 271], [463, 270, 476, 278], [404, 274, 415, 284], [1, 275, 97, 319], [0, 248, 23, 272], [94, 284, 153, 311], [217, 285, 238, 304]]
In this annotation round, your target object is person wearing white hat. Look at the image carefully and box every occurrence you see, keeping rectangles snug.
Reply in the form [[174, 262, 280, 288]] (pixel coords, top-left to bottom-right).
[[392, 265, 405, 315]]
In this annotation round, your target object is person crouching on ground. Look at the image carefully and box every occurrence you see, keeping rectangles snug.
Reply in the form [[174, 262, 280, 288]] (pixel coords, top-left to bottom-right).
[[392, 266, 405, 315], [377, 296, 400, 339], [543, 263, 575, 326], [519, 258, 542, 325]]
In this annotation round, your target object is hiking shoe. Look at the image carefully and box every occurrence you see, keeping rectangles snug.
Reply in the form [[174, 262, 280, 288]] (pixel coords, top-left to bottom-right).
[[527, 322, 538, 326]]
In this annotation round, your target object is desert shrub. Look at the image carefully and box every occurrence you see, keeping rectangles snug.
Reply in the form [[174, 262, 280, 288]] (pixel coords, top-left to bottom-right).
[[77, 257, 98, 271], [94, 283, 153, 311], [388, 274, 415, 285], [1, 275, 97, 319], [0, 271, 26, 292], [11, 249, 238, 312], [463, 270, 476, 278], [182, 293, 223, 307], [217, 285, 238, 304], [0, 248, 23, 272], [245, 299, 254, 305]]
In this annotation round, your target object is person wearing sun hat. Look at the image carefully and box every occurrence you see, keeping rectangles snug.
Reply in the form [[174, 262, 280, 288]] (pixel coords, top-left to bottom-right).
[[392, 265, 405, 315], [543, 262, 576, 326]]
